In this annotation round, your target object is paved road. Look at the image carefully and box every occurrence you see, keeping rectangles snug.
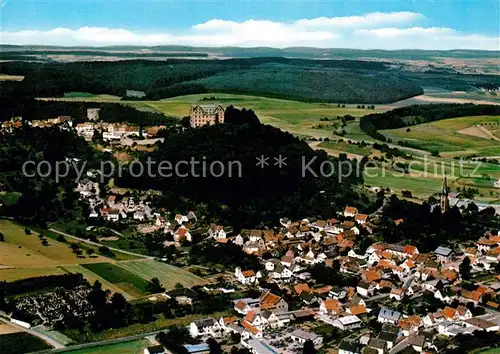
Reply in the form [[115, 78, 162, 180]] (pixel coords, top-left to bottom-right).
[[49, 228, 154, 260], [0, 317, 65, 349]]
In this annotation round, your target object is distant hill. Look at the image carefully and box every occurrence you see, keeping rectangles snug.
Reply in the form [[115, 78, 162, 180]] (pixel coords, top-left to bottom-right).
[[1, 45, 499, 60]]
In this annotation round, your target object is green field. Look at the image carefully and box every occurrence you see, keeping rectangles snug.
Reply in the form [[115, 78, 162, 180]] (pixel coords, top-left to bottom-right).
[[116, 260, 207, 290], [60, 339, 149, 354], [381, 115, 500, 156], [364, 167, 445, 197], [0, 332, 52, 354], [81, 262, 151, 297], [45, 92, 381, 138], [318, 141, 372, 156]]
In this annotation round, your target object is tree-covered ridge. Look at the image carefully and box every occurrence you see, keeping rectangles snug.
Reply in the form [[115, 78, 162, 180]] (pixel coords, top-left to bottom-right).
[[360, 103, 500, 141], [117, 107, 367, 228], [0, 58, 422, 103], [159, 67, 423, 103]]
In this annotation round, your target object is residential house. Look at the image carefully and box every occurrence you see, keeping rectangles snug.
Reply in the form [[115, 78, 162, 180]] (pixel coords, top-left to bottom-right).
[[357, 281, 374, 298], [434, 246, 455, 262], [331, 315, 362, 331], [234, 268, 258, 285], [367, 338, 386, 354], [290, 329, 323, 347], [355, 214, 368, 225], [233, 298, 259, 315], [378, 308, 401, 324], [319, 299, 343, 315], [389, 288, 405, 301], [174, 226, 192, 243], [189, 318, 222, 338], [259, 292, 288, 313], [338, 340, 360, 354], [344, 206, 358, 217]]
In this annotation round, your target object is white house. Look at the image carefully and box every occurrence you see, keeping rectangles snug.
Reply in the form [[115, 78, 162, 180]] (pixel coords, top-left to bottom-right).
[[331, 315, 362, 331], [290, 329, 323, 347], [235, 268, 257, 285], [189, 318, 222, 338]]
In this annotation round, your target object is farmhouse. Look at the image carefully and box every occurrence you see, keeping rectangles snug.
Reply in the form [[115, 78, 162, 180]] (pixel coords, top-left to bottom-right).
[[190, 104, 225, 128]]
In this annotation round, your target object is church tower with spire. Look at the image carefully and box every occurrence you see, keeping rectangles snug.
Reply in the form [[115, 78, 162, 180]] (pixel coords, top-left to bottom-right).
[[440, 174, 449, 212]]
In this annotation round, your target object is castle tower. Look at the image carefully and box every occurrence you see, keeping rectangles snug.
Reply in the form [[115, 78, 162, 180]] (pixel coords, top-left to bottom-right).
[[440, 174, 449, 212]]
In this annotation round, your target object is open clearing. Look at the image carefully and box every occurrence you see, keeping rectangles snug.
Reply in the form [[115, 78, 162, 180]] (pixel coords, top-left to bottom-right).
[[0, 220, 114, 267], [60, 339, 150, 354], [0, 323, 22, 335], [0, 74, 24, 81], [116, 260, 208, 290], [381, 115, 500, 157]]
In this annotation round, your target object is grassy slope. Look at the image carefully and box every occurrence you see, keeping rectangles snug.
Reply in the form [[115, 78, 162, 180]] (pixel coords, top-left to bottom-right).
[[0, 220, 114, 268], [381, 115, 500, 156]]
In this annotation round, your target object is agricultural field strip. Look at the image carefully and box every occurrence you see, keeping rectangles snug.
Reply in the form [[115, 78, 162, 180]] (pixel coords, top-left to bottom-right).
[[80, 263, 150, 294], [115, 260, 206, 289]]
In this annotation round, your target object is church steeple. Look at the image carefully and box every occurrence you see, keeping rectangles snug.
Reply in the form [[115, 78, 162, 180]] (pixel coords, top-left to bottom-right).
[[440, 174, 449, 212]]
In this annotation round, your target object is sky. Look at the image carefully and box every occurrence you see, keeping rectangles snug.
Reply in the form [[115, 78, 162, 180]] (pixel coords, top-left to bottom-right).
[[0, 0, 499, 50]]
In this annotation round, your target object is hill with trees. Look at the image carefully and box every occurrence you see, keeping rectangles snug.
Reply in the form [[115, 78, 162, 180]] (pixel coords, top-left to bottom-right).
[[117, 106, 368, 228], [1, 58, 422, 103]]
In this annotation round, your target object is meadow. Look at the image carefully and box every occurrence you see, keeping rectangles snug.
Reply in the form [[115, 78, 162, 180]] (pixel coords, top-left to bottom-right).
[[381, 115, 500, 157], [0, 220, 113, 268], [318, 141, 372, 156]]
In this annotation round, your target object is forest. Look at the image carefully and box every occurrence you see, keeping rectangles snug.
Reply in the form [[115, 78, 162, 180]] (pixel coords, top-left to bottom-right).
[[0, 126, 109, 226], [359, 103, 500, 141], [1, 58, 422, 103], [377, 194, 500, 253]]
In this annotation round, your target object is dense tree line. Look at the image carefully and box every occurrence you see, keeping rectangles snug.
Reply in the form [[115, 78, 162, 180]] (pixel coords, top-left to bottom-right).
[[360, 103, 500, 141], [0, 58, 422, 103], [0, 126, 108, 226], [117, 106, 367, 228], [0, 96, 177, 126], [379, 195, 500, 252], [189, 242, 262, 270]]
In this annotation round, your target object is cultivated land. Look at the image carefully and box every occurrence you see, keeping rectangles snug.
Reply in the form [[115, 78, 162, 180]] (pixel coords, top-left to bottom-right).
[[116, 259, 208, 290], [381, 115, 500, 157], [81, 260, 206, 298], [60, 339, 150, 354], [0, 220, 113, 268], [81, 262, 152, 297]]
